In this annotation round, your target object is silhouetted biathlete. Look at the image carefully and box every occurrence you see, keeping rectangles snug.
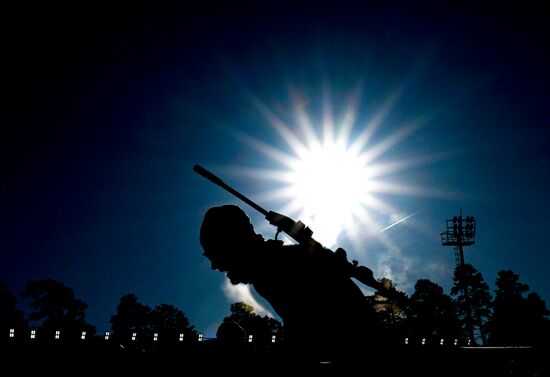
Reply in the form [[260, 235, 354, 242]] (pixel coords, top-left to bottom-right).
[[199, 204, 383, 364]]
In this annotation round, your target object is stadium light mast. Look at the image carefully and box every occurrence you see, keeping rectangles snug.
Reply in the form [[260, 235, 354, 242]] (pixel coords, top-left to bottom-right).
[[441, 208, 477, 345]]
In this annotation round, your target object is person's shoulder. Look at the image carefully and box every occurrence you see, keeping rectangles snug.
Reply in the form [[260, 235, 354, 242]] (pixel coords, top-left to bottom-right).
[[266, 240, 304, 251], [265, 240, 304, 258]]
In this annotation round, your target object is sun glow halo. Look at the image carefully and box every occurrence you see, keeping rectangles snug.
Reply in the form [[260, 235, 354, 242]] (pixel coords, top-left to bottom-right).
[[234, 88, 442, 252]]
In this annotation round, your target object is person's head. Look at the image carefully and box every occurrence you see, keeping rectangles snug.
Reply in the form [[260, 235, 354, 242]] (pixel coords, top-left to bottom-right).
[[200, 205, 263, 284]]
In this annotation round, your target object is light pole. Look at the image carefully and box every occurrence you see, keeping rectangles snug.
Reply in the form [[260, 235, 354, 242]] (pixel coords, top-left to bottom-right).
[[441, 210, 476, 345]]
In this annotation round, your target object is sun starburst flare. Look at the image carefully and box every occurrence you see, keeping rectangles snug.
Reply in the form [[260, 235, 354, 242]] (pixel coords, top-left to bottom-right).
[[225, 86, 450, 260]]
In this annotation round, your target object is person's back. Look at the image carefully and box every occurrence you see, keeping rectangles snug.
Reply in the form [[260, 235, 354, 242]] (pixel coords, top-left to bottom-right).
[[252, 240, 381, 363]]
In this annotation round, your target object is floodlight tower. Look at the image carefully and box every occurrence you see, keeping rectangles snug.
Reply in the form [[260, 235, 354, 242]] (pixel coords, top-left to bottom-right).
[[441, 209, 476, 345]]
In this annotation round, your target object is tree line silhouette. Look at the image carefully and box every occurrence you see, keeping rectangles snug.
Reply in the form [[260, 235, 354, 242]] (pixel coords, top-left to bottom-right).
[[2, 264, 549, 349]]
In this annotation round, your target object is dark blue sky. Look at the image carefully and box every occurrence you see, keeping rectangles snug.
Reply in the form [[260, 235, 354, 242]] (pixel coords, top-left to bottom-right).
[[2, 2, 549, 337]]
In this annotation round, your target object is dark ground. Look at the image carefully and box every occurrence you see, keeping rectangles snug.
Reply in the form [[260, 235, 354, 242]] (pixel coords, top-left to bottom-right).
[[2, 339, 547, 376]]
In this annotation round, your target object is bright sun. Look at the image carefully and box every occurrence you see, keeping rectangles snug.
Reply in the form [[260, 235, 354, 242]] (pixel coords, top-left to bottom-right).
[[288, 141, 372, 245], [233, 87, 437, 250]]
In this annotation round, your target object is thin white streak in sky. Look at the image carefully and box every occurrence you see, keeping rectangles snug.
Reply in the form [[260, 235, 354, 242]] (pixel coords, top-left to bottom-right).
[[379, 209, 424, 233]]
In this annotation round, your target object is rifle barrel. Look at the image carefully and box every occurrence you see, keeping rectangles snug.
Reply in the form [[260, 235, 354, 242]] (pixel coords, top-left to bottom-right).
[[193, 164, 269, 216], [194, 164, 393, 292]]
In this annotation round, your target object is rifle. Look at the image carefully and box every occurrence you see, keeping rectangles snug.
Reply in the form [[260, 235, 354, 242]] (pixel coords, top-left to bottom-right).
[[193, 164, 405, 302]]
